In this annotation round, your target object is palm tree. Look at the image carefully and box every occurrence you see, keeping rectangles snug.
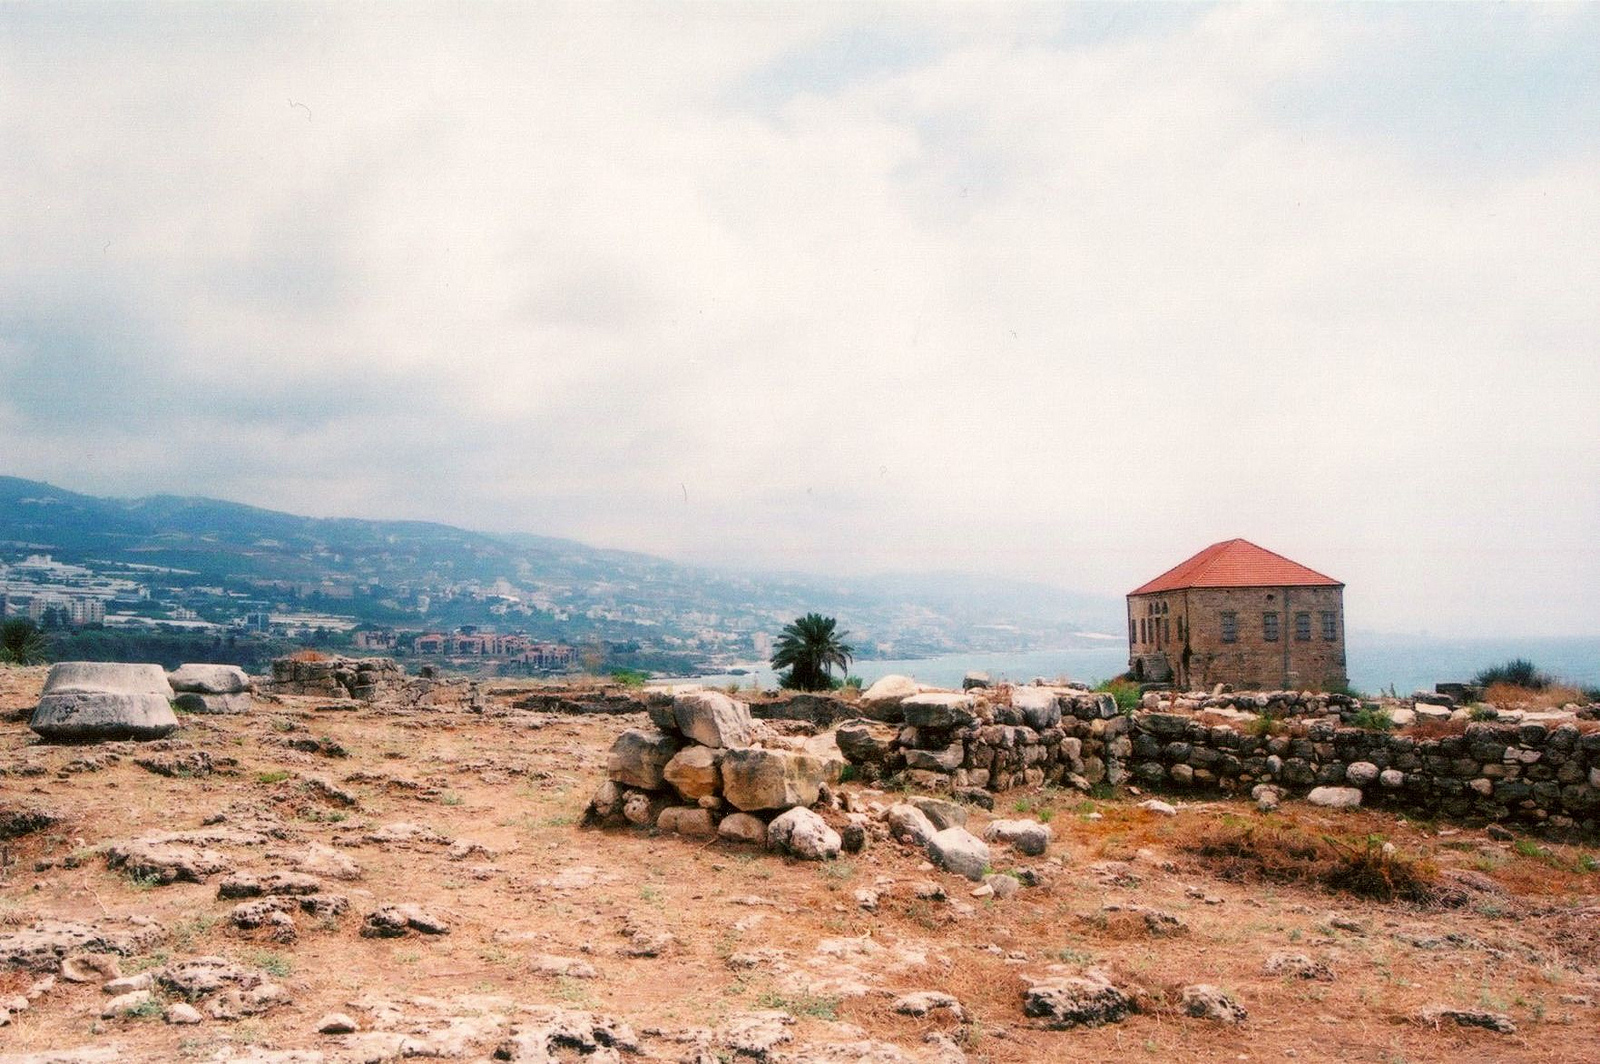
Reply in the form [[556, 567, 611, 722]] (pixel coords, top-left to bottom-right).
[[0, 618, 48, 665], [770, 613, 853, 691]]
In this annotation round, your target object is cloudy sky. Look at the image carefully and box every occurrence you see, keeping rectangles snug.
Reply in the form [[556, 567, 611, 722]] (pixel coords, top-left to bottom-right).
[[2, 3, 1597, 637]]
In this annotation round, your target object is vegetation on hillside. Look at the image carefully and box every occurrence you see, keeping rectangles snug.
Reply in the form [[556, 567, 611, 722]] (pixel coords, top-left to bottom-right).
[[771, 613, 854, 691]]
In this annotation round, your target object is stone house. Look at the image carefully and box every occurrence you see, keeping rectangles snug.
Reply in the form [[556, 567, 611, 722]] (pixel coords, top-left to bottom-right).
[[1127, 539, 1347, 691]]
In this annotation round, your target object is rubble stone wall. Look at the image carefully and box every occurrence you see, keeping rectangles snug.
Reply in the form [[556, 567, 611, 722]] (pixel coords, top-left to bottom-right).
[[840, 690, 1600, 836]]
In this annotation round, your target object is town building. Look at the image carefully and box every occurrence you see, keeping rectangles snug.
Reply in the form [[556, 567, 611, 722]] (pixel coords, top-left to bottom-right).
[[1127, 539, 1346, 691]]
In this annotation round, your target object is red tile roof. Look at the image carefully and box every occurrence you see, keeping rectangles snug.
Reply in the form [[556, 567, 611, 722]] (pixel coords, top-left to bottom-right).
[[1130, 539, 1342, 595]]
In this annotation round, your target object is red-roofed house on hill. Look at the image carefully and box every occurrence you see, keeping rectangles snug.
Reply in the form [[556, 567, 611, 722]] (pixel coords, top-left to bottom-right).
[[1127, 539, 1347, 691]]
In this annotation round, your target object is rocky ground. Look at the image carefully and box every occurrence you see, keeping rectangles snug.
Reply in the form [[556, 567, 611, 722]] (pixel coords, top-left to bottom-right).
[[3, 666, 1600, 1063]]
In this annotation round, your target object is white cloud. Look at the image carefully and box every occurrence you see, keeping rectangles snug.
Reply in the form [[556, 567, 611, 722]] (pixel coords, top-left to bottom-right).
[[0, 3, 1596, 636]]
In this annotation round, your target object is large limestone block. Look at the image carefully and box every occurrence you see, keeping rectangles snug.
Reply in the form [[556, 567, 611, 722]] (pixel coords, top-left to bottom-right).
[[927, 826, 989, 881], [860, 674, 923, 706], [801, 732, 846, 783], [672, 691, 753, 748], [720, 748, 825, 812], [606, 728, 682, 790], [900, 693, 977, 729], [834, 719, 898, 763], [1011, 688, 1062, 731], [168, 664, 252, 695], [31, 663, 178, 743], [662, 746, 721, 801]]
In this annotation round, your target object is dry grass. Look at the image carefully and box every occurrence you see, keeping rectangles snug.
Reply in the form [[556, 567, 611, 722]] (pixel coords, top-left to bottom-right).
[[1484, 682, 1589, 709], [1406, 717, 1470, 740], [1172, 816, 1443, 904]]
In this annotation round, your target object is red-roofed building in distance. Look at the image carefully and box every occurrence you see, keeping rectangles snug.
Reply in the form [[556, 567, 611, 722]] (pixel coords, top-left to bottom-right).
[[1127, 539, 1347, 691]]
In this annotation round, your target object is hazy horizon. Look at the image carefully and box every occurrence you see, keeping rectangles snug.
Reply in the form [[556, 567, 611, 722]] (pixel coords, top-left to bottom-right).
[[3, 4, 1596, 639]]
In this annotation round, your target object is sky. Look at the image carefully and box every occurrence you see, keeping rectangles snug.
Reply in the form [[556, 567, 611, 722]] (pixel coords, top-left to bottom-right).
[[2, 3, 1597, 638]]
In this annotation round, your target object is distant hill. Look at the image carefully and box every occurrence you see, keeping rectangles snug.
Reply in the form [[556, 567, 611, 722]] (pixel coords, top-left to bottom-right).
[[0, 476, 1124, 656]]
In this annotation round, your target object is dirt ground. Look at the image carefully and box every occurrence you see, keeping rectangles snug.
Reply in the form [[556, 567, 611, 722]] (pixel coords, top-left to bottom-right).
[[3, 665, 1599, 1063]]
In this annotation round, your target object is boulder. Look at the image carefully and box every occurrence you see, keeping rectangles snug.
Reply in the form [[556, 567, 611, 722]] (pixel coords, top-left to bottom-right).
[[606, 728, 682, 790], [662, 746, 720, 801], [1182, 984, 1246, 1024], [834, 719, 898, 763], [927, 827, 989, 881], [904, 742, 964, 772], [720, 748, 825, 812], [860, 675, 924, 709], [30, 663, 178, 743], [672, 691, 754, 749], [801, 732, 846, 782], [983, 818, 1051, 856], [767, 808, 841, 861], [1023, 974, 1133, 1028], [1011, 688, 1062, 730], [900, 693, 977, 729], [908, 796, 967, 831], [1345, 762, 1379, 787], [1306, 786, 1363, 809], [885, 804, 937, 846], [656, 807, 717, 837], [717, 812, 768, 845], [168, 664, 251, 695]]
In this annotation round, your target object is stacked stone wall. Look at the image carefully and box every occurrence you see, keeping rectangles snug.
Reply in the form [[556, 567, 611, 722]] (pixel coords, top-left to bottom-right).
[[839, 688, 1600, 837]]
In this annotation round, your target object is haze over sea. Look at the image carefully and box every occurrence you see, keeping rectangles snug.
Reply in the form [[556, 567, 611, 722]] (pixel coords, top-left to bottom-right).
[[692, 634, 1600, 697]]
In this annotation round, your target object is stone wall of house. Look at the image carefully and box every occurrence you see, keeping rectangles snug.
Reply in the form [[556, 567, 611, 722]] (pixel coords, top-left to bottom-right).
[[839, 689, 1600, 837], [1129, 586, 1347, 691]]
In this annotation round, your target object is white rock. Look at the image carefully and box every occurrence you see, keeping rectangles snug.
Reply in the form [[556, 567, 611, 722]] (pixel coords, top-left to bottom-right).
[[983, 818, 1052, 856], [1306, 786, 1363, 809], [1139, 799, 1178, 816], [767, 807, 841, 861], [165, 1002, 203, 1025], [1345, 762, 1379, 786]]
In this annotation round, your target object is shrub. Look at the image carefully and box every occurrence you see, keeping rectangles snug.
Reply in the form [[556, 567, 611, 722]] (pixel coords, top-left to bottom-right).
[[0, 618, 48, 665], [1475, 658, 1549, 690], [1095, 675, 1142, 713], [1349, 706, 1394, 732], [610, 668, 650, 687]]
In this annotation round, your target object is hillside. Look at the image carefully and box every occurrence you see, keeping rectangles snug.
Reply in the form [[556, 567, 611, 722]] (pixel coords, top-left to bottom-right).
[[0, 477, 1123, 661]]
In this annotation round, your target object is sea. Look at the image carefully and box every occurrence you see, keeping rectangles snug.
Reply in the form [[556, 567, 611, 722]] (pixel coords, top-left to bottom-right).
[[686, 634, 1600, 696]]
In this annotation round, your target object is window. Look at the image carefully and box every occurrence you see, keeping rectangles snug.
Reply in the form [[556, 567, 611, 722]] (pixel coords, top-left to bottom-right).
[[1139, 618, 1146, 644], [1129, 619, 1137, 644], [1263, 612, 1280, 642], [1164, 618, 1171, 642], [1220, 611, 1237, 643], [1321, 611, 1337, 641], [1295, 612, 1311, 641]]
